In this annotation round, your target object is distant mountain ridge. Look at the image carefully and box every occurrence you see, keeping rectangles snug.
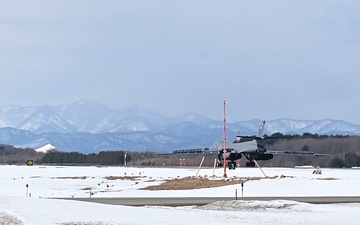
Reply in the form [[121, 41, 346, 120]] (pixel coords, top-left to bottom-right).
[[0, 100, 359, 153]]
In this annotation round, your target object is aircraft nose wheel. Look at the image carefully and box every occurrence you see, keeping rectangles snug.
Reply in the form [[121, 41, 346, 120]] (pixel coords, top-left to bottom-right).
[[229, 161, 236, 170]]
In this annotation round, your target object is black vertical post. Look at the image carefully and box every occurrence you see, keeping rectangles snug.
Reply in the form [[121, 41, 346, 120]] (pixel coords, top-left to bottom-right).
[[241, 182, 244, 200]]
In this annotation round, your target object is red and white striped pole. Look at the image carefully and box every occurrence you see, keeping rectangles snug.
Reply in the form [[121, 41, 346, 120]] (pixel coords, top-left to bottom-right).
[[223, 100, 227, 178]]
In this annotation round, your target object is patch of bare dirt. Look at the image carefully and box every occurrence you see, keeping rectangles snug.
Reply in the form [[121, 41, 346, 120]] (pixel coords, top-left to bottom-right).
[[141, 176, 280, 190], [51, 176, 87, 179], [81, 187, 92, 190], [279, 175, 296, 179], [314, 177, 338, 180], [104, 176, 141, 181]]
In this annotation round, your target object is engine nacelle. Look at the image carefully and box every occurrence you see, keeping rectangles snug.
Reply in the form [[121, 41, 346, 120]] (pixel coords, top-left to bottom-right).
[[217, 152, 242, 161], [229, 153, 242, 161], [253, 153, 273, 161]]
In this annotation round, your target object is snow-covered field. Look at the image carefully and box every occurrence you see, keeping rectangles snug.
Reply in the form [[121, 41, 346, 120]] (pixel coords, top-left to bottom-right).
[[1, 165, 359, 224]]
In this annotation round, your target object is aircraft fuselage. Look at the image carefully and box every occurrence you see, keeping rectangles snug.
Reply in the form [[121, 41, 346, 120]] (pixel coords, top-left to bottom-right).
[[212, 139, 273, 168]]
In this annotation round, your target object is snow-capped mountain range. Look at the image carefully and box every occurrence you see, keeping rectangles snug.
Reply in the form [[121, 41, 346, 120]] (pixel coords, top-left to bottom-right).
[[1, 100, 359, 153]]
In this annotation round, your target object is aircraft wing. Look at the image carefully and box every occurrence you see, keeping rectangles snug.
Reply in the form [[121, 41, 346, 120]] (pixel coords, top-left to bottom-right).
[[157, 148, 217, 155], [267, 150, 331, 157]]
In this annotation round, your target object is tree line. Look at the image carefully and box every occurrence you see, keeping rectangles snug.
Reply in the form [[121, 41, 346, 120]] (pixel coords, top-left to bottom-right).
[[258, 135, 360, 167], [0, 144, 44, 164], [1, 133, 360, 167], [40, 151, 127, 165]]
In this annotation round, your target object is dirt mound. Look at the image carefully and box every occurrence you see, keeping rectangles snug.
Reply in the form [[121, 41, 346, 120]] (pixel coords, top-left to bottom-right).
[[141, 176, 279, 190]]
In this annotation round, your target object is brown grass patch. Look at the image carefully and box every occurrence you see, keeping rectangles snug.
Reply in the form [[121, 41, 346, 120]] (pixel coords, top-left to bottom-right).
[[51, 176, 87, 179], [104, 176, 141, 181], [144, 179, 156, 182], [141, 176, 279, 191], [279, 175, 296, 179], [314, 177, 338, 180], [81, 187, 92, 190]]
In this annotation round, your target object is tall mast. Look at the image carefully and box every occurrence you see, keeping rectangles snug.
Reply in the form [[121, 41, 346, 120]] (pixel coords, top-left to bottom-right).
[[223, 100, 227, 178]]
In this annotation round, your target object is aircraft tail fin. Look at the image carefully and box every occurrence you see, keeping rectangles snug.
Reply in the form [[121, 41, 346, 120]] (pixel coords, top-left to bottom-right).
[[257, 121, 265, 139]]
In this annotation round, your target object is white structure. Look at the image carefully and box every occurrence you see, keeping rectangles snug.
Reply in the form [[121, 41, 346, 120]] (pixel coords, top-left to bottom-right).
[[35, 143, 56, 153]]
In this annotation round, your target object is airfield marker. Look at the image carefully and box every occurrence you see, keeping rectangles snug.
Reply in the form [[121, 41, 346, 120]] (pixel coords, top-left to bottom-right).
[[241, 182, 244, 200]]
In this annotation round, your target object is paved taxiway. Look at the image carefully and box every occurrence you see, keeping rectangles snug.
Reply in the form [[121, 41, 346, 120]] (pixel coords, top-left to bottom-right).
[[57, 196, 360, 206]]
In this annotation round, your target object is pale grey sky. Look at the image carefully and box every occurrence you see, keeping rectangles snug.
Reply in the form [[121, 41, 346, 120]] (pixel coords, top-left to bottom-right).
[[1, 1, 360, 123]]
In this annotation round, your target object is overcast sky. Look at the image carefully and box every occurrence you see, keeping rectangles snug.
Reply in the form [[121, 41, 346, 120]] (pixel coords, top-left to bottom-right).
[[1, 1, 360, 123]]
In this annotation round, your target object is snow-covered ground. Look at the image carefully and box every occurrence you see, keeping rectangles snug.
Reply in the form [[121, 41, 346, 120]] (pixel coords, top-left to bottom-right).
[[1, 165, 359, 224]]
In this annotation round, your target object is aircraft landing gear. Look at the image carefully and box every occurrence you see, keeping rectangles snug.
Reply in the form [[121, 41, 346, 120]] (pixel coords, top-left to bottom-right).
[[217, 161, 237, 169], [246, 161, 255, 167], [244, 154, 256, 167], [228, 161, 236, 170]]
